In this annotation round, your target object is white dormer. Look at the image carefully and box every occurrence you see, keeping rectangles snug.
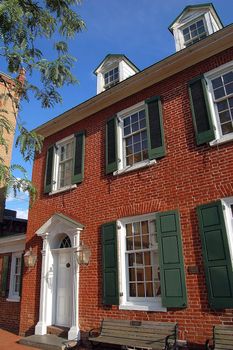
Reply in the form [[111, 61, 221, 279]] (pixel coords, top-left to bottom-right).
[[169, 3, 223, 52], [94, 54, 139, 94]]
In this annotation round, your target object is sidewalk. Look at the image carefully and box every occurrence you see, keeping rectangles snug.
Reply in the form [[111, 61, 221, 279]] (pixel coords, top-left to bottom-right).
[[0, 329, 37, 350]]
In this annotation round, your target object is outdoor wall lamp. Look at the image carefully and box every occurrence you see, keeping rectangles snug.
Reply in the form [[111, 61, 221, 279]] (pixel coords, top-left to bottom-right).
[[75, 241, 91, 266], [24, 247, 37, 268]]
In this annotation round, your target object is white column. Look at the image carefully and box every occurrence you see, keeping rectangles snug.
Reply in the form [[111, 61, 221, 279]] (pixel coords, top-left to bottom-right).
[[35, 233, 49, 335], [68, 228, 81, 340]]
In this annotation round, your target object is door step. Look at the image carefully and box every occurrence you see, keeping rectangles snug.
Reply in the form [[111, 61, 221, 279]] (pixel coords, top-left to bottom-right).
[[47, 325, 69, 338], [18, 334, 67, 350]]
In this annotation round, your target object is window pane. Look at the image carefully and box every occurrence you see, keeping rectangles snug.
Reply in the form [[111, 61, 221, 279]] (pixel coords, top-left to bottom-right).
[[212, 77, 223, 89], [217, 100, 228, 112], [214, 87, 225, 99], [146, 283, 153, 297], [223, 72, 233, 84], [129, 268, 135, 281], [134, 235, 141, 250], [126, 145, 133, 156], [124, 126, 131, 136], [141, 221, 148, 235], [128, 253, 135, 266], [197, 20, 204, 27], [144, 252, 151, 265], [126, 236, 133, 250], [124, 117, 130, 127], [137, 283, 145, 297], [136, 252, 143, 265], [225, 82, 233, 95], [219, 111, 231, 124], [222, 122, 233, 135], [131, 113, 138, 124], [136, 268, 144, 281], [132, 122, 139, 132], [134, 152, 142, 163], [142, 234, 149, 249], [133, 222, 140, 235], [129, 283, 136, 297], [145, 266, 152, 280], [126, 223, 132, 236]]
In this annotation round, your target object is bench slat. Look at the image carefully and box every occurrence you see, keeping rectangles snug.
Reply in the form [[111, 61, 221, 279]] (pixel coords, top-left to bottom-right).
[[212, 325, 233, 350], [92, 335, 165, 349], [101, 331, 172, 342], [101, 327, 174, 336]]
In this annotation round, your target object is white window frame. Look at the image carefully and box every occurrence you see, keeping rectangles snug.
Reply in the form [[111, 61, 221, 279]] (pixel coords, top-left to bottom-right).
[[103, 66, 119, 90], [7, 252, 23, 302], [222, 197, 233, 267], [205, 60, 233, 146], [114, 102, 156, 176], [50, 134, 77, 194], [117, 213, 166, 312], [181, 16, 208, 48]]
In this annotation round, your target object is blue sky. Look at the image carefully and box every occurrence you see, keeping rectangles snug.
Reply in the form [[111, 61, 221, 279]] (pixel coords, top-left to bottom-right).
[[4, 0, 233, 219]]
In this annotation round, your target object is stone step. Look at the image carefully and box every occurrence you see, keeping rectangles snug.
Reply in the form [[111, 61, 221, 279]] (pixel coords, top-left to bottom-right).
[[47, 325, 69, 338], [18, 334, 68, 350]]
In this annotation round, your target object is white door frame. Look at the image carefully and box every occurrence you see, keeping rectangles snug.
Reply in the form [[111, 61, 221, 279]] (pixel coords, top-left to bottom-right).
[[35, 214, 84, 340]]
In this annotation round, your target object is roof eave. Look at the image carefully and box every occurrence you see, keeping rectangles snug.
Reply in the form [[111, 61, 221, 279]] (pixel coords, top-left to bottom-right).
[[34, 24, 233, 138]]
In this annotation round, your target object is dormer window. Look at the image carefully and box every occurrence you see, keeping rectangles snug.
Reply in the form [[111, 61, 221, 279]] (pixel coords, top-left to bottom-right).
[[182, 18, 207, 47], [104, 67, 119, 90], [94, 54, 139, 94], [169, 4, 223, 52]]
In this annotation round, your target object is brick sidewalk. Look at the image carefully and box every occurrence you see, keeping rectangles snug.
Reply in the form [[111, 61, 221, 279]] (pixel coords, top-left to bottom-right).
[[0, 329, 37, 350]]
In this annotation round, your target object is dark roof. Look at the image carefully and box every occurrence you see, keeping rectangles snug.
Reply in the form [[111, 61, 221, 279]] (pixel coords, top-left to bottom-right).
[[168, 3, 224, 33]]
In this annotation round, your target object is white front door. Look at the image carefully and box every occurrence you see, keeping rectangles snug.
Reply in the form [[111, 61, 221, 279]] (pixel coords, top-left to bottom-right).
[[56, 250, 72, 326]]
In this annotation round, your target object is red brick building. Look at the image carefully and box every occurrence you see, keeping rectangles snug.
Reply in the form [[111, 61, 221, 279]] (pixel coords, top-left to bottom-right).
[[19, 4, 233, 349], [0, 69, 27, 334]]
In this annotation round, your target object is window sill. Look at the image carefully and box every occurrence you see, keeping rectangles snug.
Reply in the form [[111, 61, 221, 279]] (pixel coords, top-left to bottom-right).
[[6, 297, 20, 302], [49, 184, 77, 196], [113, 159, 156, 176], [209, 134, 233, 146], [119, 302, 166, 312]]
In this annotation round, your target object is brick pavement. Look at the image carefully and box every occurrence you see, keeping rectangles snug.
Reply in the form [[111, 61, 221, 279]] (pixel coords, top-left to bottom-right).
[[0, 329, 37, 350]]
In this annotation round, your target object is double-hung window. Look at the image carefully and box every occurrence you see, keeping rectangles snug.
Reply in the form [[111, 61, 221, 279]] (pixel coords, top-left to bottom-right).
[[8, 252, 22, 301], [57, 139, 74, 189], [208, 67, 233, 138], [44, 131, 85, 194], [102, 211, 187, 310], [182, 18, 207, 47], [121, 105, 148, 167], [119, 214, 163, 311], [106, 98, 166, 175], [189, 60, 233, 146]]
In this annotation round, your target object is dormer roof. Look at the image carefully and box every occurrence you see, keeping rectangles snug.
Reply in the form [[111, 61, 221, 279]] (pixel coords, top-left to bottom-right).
[[94, 54, 140, 75], [168, 3, 223, 34]]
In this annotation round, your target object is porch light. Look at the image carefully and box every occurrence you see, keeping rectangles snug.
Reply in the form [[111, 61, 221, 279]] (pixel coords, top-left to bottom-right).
[[75, 241, 91, 266], [24, 247, 37, 268]]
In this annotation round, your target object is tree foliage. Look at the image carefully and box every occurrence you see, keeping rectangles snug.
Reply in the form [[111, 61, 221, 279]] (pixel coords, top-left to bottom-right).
[[0, 0, 85, 202]]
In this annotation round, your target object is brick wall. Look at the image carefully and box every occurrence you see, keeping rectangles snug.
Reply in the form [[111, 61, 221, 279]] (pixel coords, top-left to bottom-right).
[[0, 253, 21, 333], [19, 47, 233, 348]]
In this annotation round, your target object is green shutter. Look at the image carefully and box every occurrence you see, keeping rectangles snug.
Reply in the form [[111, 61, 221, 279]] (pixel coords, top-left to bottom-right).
[[102, 222, 119, 305], [197, 201, 233, 309], [0, 255, 9, 297], [145, 96, 166, 159], [19, 254, 24, 297], [72, 131, 85, 184], [106, 116, 118, 174], [44, 145, 54, 194], [156, 210, 187, 308], [188, 76, 215, 145]]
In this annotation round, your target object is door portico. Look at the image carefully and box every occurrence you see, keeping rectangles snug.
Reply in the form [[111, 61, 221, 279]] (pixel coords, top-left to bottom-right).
[[34, 213, 84, 340]]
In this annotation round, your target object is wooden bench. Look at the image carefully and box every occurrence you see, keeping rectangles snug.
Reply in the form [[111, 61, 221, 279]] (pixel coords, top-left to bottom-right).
[[206, 325, 233, 350], [89, 319, 177, 350]]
